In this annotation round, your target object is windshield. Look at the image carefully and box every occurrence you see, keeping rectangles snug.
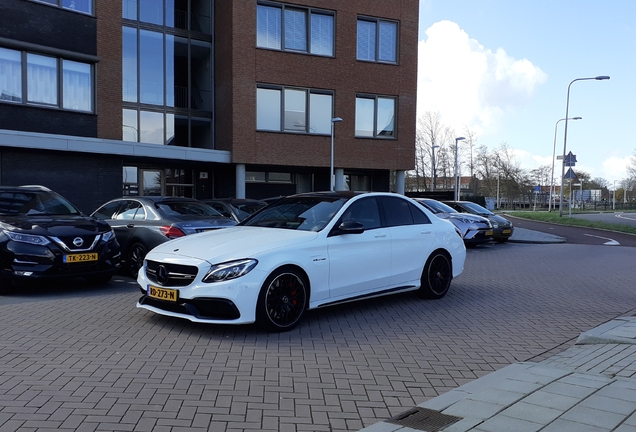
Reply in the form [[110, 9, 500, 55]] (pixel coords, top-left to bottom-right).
[[462, 202, 493, 215], [157, 201, 225, 217], [241, 196, 348, 231], [0, 190, 80, 216], [421, 200, 457, 214], [230, 202, 267, 221]]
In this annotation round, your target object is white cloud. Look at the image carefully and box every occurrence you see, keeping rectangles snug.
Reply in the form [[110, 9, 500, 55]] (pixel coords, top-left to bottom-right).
[[417, 21, 547, 136]]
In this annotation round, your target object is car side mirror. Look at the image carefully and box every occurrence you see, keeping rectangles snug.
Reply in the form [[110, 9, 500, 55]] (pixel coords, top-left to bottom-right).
[[333, 220, 365, 235]]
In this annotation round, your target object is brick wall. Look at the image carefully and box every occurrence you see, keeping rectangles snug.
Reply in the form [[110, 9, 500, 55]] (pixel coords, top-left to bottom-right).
[[1, 149, 123, 214], [95, 1, 123, 140], [216, 0, 418, 172]]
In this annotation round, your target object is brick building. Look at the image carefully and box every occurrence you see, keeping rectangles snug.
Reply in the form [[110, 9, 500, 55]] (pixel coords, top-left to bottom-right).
[[0, 0, 418, 213]]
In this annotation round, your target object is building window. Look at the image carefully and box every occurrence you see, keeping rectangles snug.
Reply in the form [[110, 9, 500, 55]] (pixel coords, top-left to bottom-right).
[[27, 54, 58, 106], [257, 86, 333, 134], [123, 0, 212, 34], [0, 48, 93, 111], [357, 18, 398, 63], [0, 48, 22, 102], [62, 60, 92, 111], [246, 172, 292, 183], [33, 0, 93, 15], [355, 95, 396, 138], [257, 3, 334, 56]]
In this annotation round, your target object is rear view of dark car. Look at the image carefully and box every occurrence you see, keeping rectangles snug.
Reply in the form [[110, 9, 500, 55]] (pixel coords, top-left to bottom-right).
[[91, 197, 237, 277], [0, 185, 121, 291]]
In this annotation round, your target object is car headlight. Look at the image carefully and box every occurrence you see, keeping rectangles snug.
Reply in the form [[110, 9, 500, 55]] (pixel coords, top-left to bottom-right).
[[5, 230, 51, 246], [491, 221, 499, 228], [202, 259, 258, 283], [101, 230, 115, 242]]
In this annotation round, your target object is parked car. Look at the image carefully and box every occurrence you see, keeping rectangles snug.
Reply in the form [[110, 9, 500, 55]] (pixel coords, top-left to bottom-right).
[[0, 185, 120, 290], [414, 198, 493, 246], [136, 191, 466, 332], [202, 198, 267, 223], [442, 200, 514, 242], [91, 197, 237, 277]]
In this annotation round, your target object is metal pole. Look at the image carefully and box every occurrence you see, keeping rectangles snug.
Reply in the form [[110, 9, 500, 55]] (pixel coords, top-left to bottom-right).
[[559, 76, 610, 217], [454, 137, 465, 201], [330, 117, 342, 191], [550, 117, 581, 212]]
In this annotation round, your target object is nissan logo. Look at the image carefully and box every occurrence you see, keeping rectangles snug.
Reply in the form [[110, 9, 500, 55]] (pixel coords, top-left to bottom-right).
[[156, 265, 169, 285], [73, 237, 84, 247]]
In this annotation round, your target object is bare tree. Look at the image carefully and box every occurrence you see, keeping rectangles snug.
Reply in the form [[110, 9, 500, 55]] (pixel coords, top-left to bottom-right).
[[411, 111, 453, 191]]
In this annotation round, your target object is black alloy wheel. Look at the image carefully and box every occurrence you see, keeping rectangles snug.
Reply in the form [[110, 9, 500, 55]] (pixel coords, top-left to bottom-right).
[[418, 251, 452, 299], [127, 243, 147, 278], [256, 268, 308, 332]]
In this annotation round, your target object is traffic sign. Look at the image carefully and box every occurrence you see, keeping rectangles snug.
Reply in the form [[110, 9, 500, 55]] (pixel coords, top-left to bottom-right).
[[564, 168, 577, 179], [564, 151, 577, 165]]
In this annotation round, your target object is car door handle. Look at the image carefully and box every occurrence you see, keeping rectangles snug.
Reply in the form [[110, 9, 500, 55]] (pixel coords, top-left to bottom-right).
[[126, 224, 135, 228], [374, 234, 387, 238], [421, 230, 432, 234]]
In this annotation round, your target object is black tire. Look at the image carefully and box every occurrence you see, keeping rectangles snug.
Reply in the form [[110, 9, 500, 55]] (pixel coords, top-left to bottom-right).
[[418, 251, 452, 299], [256, 267, 308, 332], [127, 243, 147, 278], [86, 274, 112, 285]]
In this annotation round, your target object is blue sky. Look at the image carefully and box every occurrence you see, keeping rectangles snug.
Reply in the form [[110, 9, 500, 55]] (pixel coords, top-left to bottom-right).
[[417, 0, 636, 184]]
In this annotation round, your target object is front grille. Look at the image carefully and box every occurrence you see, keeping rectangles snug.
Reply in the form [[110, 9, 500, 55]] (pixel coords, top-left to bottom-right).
[[51, 235, 99, 252], [145, 260, 198, 287]]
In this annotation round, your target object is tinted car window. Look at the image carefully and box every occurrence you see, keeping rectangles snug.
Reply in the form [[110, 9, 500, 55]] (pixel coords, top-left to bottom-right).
[[116, 201, 143, 220], [423, 200, 457, 214], [381, 196, 414, 227], [340, 197, 381, 230], [409, 202, 431, 224], [0, 191, 79, 215], [210, 203, 233, 218], [92, 201, 122, 220], [158, 201, 224, 217], [461, 202, 493, 215]]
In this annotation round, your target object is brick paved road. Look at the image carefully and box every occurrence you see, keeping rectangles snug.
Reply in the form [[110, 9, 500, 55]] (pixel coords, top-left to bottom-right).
[[1, 242, 636, 431]]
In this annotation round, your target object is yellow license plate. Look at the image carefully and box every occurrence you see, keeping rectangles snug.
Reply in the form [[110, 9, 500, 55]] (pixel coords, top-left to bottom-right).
[[64, 253, 98, 263], [503, 229, 512, 234], [148, 285, 178, 302], [486, 230, 493, 236]]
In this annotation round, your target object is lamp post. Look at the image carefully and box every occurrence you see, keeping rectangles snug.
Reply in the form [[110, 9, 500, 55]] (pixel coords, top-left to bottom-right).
[[559, 76, 610, 216], [330, 117, 343, 191], [454, 137, 465, 201], [431, 145, 440, 191], [550, 117, 581, 212]]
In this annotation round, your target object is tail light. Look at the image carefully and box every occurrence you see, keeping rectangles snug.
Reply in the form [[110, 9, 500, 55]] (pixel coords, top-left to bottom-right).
[[160, 225, 186, 239]]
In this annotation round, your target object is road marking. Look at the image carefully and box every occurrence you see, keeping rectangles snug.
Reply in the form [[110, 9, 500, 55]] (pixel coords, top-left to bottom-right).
[[616, 213, 636, 221], [584, 233, 620, 246]]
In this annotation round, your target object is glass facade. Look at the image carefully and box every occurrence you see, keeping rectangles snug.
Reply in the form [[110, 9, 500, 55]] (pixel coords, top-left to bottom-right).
[[122, 0, 213, 149]]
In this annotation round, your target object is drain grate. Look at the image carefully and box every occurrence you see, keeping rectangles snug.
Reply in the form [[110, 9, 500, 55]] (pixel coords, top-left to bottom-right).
[[386, 407, 462, 431]]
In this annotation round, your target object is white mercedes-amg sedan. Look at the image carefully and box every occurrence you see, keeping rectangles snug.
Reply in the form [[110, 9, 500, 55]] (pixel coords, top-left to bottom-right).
[[136, 192, 466, 332]]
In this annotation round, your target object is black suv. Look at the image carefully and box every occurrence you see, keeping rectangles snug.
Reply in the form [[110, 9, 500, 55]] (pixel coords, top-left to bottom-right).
[[0, 185, 121, 290]]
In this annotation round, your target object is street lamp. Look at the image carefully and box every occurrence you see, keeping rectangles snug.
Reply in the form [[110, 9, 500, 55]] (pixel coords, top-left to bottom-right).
[[550, 117, 581, 212], [454, 137, 465, 201], [431, 145, 440, 191], [559, 75, 610, 216], [330, 117, 343, 191]]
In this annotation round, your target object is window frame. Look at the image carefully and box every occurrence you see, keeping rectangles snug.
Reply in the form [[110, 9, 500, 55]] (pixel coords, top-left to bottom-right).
[[355, 94, 397, 139], [0, 47, 94, 112], [256, 1, 335, 57], [356, 16, 399, 64], [256, 84, 334, 135], [31, 0, 94, 15]]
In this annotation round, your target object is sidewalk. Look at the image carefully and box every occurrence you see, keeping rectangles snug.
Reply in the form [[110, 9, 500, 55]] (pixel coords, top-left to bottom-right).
[[359, 317, 636, 432]]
